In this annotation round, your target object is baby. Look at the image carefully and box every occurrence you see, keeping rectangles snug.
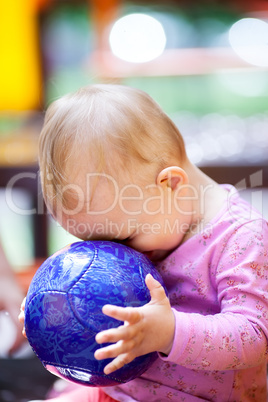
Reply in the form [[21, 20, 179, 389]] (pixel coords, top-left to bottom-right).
[[25, 84, 268, 401]]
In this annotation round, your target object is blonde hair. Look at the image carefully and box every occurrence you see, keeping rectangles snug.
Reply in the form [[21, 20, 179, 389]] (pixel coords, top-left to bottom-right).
[[39, 84, 187, 209]]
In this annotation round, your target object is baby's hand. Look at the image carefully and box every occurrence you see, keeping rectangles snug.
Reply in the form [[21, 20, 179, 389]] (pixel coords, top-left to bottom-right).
[[18, 297, 27, 338], [94, 274, 174, 375]]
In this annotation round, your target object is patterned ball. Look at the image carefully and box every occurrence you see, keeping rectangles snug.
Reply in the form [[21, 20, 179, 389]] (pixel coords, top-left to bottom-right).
[[25, 241, 166, 387]]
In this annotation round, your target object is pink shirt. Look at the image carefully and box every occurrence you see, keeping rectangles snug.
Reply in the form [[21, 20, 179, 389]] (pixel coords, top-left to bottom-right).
[[104, 186, 268, 401]]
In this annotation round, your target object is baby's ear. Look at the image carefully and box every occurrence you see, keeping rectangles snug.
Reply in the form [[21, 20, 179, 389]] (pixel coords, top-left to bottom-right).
[[156, 166, 188, 191]]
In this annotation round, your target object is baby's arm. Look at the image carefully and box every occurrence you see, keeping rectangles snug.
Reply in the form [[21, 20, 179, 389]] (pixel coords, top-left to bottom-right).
[[94, 273, 175, 375], [165, 308, 267, 371], [162, 219, 268, 371]]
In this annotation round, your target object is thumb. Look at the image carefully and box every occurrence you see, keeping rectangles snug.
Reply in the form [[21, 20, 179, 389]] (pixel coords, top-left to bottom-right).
[[145, 273, 167, 305]]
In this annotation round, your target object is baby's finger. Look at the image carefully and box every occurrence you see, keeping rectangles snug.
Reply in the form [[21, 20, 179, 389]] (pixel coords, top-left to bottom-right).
[[102, 304, 141, 324], [94, 341, 120, 361], [18, 309, 25, 324], [20, 297, 26, 311], [95, 339, 134, 361], [145, 274, 167, 305], [95, 326, 124, 344], [103, 352, 134, 375], [95, 318, 141, 343]]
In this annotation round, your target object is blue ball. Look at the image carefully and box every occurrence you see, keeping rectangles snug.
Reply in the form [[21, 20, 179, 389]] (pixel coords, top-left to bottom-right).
[[25, 241, 166, 387]]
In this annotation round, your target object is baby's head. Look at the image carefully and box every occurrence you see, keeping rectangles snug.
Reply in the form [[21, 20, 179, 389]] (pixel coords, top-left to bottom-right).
[[39, 84, 188, 223]]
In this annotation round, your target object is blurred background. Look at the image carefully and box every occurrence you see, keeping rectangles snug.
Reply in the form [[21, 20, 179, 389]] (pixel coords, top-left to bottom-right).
[[1, 0, 268, 268], [0, 0, 268, 399]]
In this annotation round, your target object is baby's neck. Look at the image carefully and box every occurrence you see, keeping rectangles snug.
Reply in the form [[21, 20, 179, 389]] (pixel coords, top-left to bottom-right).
[[182, 163, 228, 242]]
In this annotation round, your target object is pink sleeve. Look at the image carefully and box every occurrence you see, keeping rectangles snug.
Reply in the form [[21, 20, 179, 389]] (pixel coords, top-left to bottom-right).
[[160, 219, 268, 371]]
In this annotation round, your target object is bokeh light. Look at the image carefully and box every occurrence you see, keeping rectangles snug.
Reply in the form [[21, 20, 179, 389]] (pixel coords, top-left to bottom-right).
[[109, 13, 166, 63], [229, 18, 268, 67]]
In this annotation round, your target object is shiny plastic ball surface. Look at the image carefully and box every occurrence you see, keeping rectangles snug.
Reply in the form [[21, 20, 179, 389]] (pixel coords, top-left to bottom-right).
[[25, 241, 166, 387]]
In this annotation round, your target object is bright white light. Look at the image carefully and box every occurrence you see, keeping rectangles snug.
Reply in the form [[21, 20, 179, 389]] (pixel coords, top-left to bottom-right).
[[229, 18, 268, 67], [109, 13, 166, 63]]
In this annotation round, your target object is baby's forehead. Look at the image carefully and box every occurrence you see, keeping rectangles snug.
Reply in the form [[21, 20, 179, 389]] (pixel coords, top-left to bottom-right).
[[63, 148, 158, 205], [64, 167, 120, 205]]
